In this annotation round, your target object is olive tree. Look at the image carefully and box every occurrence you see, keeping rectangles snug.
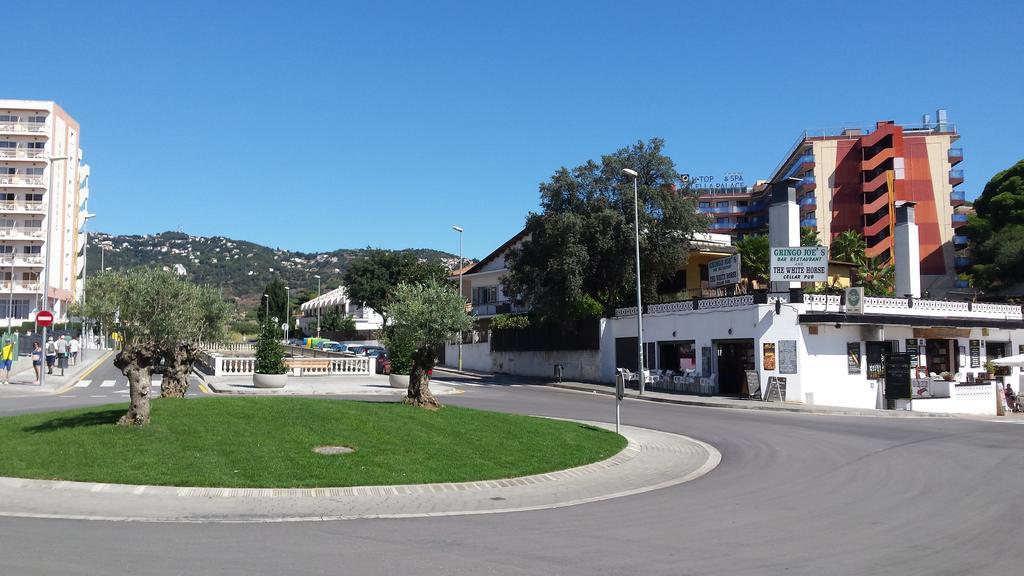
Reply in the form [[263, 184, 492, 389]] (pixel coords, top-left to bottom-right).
[[383, 280, 472, 409], [75, 269, 226, 425], [160, 283, 230, 398]]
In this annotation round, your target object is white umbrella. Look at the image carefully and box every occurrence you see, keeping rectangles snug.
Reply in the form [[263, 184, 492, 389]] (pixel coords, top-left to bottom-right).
[[991, 354, 1024, 367]]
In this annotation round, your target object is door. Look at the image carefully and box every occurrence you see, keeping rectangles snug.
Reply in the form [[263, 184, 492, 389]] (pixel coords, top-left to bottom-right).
[[715, 340, 755, 396]]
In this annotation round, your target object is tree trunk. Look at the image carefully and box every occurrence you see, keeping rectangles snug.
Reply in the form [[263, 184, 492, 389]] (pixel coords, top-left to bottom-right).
[[113, 342, 161, 426], [161, 343, 197, 398], [404, 346, 440, 409]]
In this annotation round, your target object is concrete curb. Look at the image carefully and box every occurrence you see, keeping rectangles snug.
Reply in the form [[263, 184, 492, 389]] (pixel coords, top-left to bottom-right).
[[0, 422, 718, 523]]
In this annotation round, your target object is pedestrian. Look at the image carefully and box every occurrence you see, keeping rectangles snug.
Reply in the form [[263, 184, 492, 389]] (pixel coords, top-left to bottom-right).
[[55, 335, 68, 371], [45, 336, 56, 374], [1, 337, 13, 385], [31, 341, 42, 384], [69, 335, 80, 366]]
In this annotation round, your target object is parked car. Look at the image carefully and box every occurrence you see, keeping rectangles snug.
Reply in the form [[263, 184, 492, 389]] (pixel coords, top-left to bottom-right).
[[365, 349, 386, 359], [314, 340, 338, 350], [375, 352, 392, 375], [347, 345, 366, 355], [361, 346, 385, 356]]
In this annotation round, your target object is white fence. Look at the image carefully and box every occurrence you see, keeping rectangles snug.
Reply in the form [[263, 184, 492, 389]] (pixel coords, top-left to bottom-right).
[[200, 342, 255, 352], [197, 349, 372, 377]]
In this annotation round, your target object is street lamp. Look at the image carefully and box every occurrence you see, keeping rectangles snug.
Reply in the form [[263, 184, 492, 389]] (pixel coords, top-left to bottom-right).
[[39, 155, 68, 390], [452, 225, 464, 372], [622, 168, 645, 395], [284, 286, 290, 342], [314, 274, 321, 338], [80, 211, 97, 348], [263, 293, 269, 326]]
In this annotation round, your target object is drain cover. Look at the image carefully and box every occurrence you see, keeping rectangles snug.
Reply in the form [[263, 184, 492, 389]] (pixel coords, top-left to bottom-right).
[[313, 445, 355, 455]]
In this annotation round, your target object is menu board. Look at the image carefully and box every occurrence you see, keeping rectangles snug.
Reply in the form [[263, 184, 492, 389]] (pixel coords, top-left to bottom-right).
[[847, 342, 861, 374], [702, 346, 712, 377], [778, 340, 798, 374], [745, 370, 761, 400], [906, 338, 920, 367], [969, 340, 981, 368], [762, 343, 776, 371], [884, 352, 912, 399]]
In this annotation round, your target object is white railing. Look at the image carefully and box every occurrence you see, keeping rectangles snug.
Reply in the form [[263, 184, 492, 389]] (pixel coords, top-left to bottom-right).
[[699, 294, 755, 309], [614, 306, 640, 317], [201, 342, 256, 352], [330, 357, 371, 374], [200, 350, 372, 377], [647, 301, 695, 314], [0, 228, 44, 238], [0, 202, 45, 212], [0, 122, 48, 133], [218, 357, 256, 375], [0, 148, 47, 159], [0, 174, 45, 186]]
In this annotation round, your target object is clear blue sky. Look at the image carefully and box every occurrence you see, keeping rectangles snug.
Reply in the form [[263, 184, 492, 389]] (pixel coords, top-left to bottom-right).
[[8, 0, 1023, 259]]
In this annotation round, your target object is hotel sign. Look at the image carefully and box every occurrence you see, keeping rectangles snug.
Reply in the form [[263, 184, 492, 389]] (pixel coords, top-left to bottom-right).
[[770, 247, 828, 282], [707, 254, 741, 288]]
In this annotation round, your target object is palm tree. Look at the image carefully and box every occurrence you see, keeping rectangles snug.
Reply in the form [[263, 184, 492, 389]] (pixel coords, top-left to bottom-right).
[[801, 227, 821, 247], [735, 235, 770, 286], [859, 257, 895, 296], [830, 230, 867, 265]]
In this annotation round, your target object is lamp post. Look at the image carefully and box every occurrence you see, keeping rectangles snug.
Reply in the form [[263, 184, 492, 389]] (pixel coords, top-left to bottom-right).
[[284, 286, 290, 342], [263, 293, 269, 326], [39, 155, 69, 391], [452, 225, 464, 372], [314, 274, 321, 338], [622, 168, 645, 395], [80, 211, 96, 349]]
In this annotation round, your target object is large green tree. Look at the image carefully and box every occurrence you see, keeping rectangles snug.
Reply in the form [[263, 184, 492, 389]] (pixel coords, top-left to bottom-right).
[[383, 280, 473, 409], [966, 159, 1024, 289], [257, 279, 288, 327], [160, 284, 230, 397], [502, 139, 705, 319], [75, 269, 228, 425], [343, 250, 448, 323], [735, 235, 770, 285]]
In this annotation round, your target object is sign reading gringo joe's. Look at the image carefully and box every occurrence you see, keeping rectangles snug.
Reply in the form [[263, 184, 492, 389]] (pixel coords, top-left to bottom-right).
[[770, 246, 828, 282], [707, 254, 741, 288]]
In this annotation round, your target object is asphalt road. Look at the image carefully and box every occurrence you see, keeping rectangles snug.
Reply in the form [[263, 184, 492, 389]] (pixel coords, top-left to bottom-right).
[[1, 367, 1023, 575]]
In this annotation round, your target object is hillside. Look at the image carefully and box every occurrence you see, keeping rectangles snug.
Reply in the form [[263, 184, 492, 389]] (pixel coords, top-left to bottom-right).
[[85, 232, 471, 303]]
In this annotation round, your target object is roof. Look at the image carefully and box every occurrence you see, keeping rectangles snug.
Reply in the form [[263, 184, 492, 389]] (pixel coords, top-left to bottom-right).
[[463, 228, 529, 276], [299, 286, 350, 311]]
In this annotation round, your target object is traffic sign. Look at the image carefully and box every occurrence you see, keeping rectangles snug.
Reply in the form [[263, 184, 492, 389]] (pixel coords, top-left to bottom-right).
[[36, 310, 54, 327]]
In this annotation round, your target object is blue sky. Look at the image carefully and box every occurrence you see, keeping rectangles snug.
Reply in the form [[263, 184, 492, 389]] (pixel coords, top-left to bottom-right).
[[8, 0, 1023, 259]]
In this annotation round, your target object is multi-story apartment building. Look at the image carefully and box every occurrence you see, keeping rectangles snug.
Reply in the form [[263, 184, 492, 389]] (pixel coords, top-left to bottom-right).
[[0, 100, 91, 326], [696, 182, 770, 237], [765, 110, 964, 295]]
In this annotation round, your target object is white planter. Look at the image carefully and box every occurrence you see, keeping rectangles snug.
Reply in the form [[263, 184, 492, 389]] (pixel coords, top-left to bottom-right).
[[253, 372, 287, 389], [389, 373, 410, 389]]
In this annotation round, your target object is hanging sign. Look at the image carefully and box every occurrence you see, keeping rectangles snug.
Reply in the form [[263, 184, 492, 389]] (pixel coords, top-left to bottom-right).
[[770, 247, 828, 282], [845, 287, 864, 314], [708, 254, 741, 288]]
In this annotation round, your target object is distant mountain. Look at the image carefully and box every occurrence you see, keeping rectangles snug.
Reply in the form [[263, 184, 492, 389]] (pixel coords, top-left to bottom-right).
[[86, 232, 471, 304]]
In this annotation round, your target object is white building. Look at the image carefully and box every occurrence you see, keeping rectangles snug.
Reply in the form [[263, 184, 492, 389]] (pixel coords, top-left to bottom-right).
[[298, 286, 383, 335], [0, 100, 91, 326]]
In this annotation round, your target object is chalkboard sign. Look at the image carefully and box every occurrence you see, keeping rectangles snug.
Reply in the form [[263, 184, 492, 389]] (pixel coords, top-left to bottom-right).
[[764, 376, 788, 402], [702, 346, 712, 377], [745, 370, 761, 400], [884, 352, 912, 399], [906, 338, 919, 367], [778, 340, 798, 374], [969, 340, 980, 368]]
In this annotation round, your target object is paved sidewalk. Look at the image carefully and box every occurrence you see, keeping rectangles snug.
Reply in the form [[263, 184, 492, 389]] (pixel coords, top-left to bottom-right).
[[207, 373, 460, 396], [0, 348, 112, 396], [433, 367, 953, 418], [0, 422, 718, 523]]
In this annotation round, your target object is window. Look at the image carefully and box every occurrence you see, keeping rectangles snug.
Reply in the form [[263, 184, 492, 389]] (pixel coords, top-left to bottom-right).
[[24, 167, 43, 176], [0, 246, 11, 254], [27, 141, 44, 149], [25, 194, 42, 202], [22, 245, 40, 254], [21, 271, 38, 281], [0, 141, 15, 149], [699, 202, 710, 209], [0, 194, 13, 201], [23, 220, 42, 228], [0, 115, 16, 123], [28, 116, 45, 124], [0, 168, 14, 175], [716, 201, 729, 209]]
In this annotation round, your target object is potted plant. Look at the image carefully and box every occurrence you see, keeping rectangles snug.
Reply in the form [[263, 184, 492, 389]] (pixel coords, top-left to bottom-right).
[[982, 359, 996, 381], [382, 325, 415, 389], [253, 321, 287, 388]]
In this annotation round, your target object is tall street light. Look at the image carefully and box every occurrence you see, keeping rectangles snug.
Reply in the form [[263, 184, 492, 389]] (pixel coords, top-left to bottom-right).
[[263, 293, 269, 326], [622, 168, 645, 395], [452, 225, 464, 372], [80, 211, 97, 348], [284, 286, 290, 342], [38, 155, 69, 390], [314, 274, 321, 338]]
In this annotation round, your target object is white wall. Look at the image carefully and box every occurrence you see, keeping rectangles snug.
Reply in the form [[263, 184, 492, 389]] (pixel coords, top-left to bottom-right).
[[911, 382, 1000, 415]]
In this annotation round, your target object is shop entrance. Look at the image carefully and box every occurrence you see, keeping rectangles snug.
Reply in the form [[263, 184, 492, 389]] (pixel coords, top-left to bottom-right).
[[925, 339, 957, 375], [715, 339, 755, 396], [657, 340, 697, 372]]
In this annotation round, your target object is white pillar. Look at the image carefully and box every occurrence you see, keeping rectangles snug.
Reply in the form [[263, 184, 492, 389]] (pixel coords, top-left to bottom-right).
[[768, 178, 801, 293], [894, 201, 921, 298]]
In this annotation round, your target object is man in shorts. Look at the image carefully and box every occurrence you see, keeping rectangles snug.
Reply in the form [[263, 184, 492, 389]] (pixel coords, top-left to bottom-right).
[[1, 337, 13, 385]]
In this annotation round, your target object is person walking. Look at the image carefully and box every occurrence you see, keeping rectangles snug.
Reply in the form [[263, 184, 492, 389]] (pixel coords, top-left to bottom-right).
[[1, 337, 13, 385], [31, 341, 42, 384], [45, 336, 56, 375], [55, 335, 68, 372], [69, 335, 80, 366]]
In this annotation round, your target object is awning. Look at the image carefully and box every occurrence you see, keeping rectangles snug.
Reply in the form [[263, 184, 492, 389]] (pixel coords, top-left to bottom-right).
[[992, 354, 1024, 367]]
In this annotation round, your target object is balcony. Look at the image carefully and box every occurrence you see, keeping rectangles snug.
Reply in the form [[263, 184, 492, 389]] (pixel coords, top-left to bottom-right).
[[950, 190, 965, 207], [0, 227, 45, 240], [0, 174, 45, 187], [951, 213, 968, 228], [0, 281, 43, 293], [472, 300, 528, 317], [710, 222, 736, 231], [800, 217, 817, 228], [782, 154, 816, 180], [948, 148, 963, 165], [800, 196, 816, 211], [0, 202, 45, 214], [0, 148, 47, 160], [799, 175, 816, 191], [0, 122, 48, 135], [953, 235, 969, 248], [954, 256, 971, 269], [949, 169, 964, 186]]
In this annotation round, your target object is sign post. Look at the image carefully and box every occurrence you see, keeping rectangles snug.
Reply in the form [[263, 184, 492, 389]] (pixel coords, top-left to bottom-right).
[[36, 310, 54, 389], [615, 368, 626, 434], [770, 246, 828, 283]]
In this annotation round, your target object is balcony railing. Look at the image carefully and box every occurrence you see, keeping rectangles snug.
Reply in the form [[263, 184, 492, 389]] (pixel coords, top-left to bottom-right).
[[0, 202, 45, 213], [954, 256, 971, 268], [799, 196, 816, 207], [948, 148, 963, 164], [0, 174, 45, 186], [800, 218, 818, 228], [782, 154, 816, 180], [800, 175, 816, 188], [952, 213, 969, 227], [949, 169, 964, 184], [950, 190, 965, 205], [710, 222, 735, 231], [0, 148, 47, 159], [0, 227, 45, 239], [0, 281, 42, 292], [0, 122, 48, 134], [472, 300, 528, 317], [953, 235, 969, 246]]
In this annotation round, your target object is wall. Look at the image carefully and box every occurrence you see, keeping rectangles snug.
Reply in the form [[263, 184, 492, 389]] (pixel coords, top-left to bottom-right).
[[910, 382, 1000, 415]]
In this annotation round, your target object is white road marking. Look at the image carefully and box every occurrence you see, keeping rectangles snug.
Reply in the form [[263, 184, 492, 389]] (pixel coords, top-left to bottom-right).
[[99, 380, 116, 388], [89, 395, 108, 398], [74, 380, 92, 388], [988, 419, 1024, 424]]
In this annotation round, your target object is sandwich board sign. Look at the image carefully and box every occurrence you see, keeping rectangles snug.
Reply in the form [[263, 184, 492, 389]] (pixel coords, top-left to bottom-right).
[[770, 246, 828, 282], [708, 254, 741, 288]]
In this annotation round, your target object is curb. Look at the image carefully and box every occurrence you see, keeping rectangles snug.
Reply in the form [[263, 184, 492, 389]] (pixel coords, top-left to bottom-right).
[[548, 382, 954, 419]]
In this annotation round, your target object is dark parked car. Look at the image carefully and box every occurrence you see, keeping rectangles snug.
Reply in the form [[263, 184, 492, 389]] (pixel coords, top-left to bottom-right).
[[375, 353, 392, 375], [347, 345, 366, 355], [361, 346, 385, 356]]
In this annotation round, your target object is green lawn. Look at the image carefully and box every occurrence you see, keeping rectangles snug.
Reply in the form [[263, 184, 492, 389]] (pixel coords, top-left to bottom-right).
[[0, 397, 625, 488]]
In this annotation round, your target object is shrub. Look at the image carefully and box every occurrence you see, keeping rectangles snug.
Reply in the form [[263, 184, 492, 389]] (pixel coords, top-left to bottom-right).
[[254, 321, 287, 375]]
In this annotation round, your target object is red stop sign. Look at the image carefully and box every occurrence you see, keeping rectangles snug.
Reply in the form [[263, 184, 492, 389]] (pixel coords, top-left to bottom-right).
[[36, 310, 54, 327]]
